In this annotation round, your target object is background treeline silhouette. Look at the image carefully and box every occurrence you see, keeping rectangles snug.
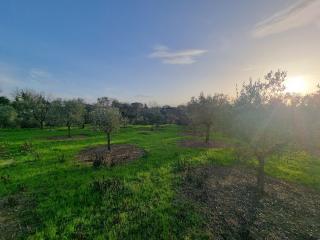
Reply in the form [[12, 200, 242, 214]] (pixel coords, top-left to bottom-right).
[[0, 91, 188, 129]]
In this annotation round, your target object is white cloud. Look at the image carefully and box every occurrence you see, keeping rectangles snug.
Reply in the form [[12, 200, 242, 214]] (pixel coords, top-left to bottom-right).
[[252, 0, 320, 38], [29, 68, 52, 80], [149, 45, 207, 65]]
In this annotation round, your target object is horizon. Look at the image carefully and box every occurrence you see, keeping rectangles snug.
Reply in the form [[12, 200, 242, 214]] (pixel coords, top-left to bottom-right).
[[1, 0, 320, 105]]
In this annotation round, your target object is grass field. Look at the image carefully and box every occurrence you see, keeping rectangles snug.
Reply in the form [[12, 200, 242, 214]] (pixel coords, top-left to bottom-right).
[[1, 125, 319, 239]]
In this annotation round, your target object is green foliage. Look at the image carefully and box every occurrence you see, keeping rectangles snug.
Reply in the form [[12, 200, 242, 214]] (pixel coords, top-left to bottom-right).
[[91, 105, 122, 150], [187, 93, 231, 142], [0, 96, 10, 105], [91, 105, 121, 134], [12, 89, 50, 128], [0, 105, 17, 128], [47, 98, 85, 136], [234, 70, 289, 148]]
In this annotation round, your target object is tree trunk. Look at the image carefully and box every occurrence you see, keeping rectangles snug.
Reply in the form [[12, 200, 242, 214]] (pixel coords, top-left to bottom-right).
[[257, 156, 265, 195], [40, 121, 44, 130], [205, 124, 211, 143], [107, 132, 111, 151], [68, 125, 71, 138]]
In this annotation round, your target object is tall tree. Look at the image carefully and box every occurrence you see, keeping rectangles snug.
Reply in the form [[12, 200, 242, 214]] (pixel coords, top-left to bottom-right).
[[13, 89, 49, 128], [31, 93, 50, 129], [234, 70, 289, 194]]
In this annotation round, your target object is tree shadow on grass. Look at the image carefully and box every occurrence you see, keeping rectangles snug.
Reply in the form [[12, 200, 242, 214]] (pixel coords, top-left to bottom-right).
[[177, 165, 320, 240]]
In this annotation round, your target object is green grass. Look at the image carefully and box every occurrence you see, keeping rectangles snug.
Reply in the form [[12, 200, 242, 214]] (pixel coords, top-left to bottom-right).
[[0, 125, 319, 239]]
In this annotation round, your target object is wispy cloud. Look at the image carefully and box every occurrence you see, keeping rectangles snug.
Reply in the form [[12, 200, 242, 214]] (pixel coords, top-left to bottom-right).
[[0, 64, 56, 97], [252, 0, 320, 38], [0, 63, 21, 96], [149, 45, 207, 65], [29, 68, 52, 80], [134, 94, 151, 99]]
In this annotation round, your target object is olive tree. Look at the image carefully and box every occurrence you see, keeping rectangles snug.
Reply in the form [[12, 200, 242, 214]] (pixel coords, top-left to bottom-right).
[[13, 89, 50, 129], [0, 105, 17, 128], [31, 93, 50, 129], [48, 99, 85, 137], [187, 93, 230, 143], [0, 96, 10, 105], [91, 105, 121, 151], [234, 70, 289, 194]]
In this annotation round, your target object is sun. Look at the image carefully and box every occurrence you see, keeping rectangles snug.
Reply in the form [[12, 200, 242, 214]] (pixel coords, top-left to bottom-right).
[[284, 76, 307, 94]]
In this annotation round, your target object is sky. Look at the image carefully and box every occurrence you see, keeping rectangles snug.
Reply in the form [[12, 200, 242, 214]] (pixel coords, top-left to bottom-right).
[[0, 0, 320, 105]]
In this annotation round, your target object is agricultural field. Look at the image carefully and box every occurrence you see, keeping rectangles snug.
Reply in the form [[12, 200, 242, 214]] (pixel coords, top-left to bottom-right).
[[2, 1, 320, 239], [1, 125, 319, 239]]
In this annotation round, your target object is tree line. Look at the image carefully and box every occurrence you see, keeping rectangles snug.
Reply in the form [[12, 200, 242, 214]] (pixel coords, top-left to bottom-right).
[[0, 90, 188, 130]]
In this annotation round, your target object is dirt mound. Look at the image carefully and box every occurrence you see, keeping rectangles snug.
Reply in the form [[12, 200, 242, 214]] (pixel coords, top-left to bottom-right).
[[47, 134, 89, 141], [179, 139, 230, 149], [179, 165, 320, 239], [78, 144, 144, 166]]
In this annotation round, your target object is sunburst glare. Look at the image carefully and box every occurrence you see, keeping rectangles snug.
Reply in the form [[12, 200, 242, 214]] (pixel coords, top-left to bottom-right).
[[285, 76, 307, 94]]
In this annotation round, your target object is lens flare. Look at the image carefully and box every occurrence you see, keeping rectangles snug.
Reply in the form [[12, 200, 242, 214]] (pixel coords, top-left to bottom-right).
[[285, 76, 307, 93]]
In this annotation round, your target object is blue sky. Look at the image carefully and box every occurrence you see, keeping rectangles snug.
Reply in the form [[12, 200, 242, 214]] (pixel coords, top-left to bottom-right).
[[1, 0, 320, 105]]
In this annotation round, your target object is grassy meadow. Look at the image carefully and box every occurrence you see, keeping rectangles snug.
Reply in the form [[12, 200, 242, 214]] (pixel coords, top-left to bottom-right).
[[0, 125, 319, 239]]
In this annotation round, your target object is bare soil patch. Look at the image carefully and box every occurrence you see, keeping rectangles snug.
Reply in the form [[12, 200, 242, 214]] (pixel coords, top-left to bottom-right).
[[179, 165, 320, 239], [78, 144, 144, 166], [46, 134, 89, 141], [0, 193, 38, 239], [179, 139, 230, 149]]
